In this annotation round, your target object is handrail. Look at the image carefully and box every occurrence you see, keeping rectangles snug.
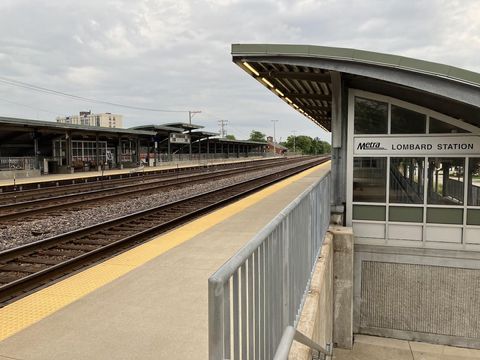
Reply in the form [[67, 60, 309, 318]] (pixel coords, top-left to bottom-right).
[[273, 326, 332, 360], [208, 170, 331, 359]]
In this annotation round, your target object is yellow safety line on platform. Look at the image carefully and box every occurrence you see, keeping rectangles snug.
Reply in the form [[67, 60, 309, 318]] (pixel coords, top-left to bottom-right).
[[0, 162, 329, 341]]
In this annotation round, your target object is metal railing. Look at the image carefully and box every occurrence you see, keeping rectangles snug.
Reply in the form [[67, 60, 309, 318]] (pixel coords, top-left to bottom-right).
[[0, 157, 36, 171], [273, 326, 331, 360], [208, 171, 331, 359]]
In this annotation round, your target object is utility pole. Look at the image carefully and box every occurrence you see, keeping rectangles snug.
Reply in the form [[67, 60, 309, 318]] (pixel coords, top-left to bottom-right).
[[218, 120, 228, 138], [188, 110, 201, 125], [271, 120, 279, 156], [188, 111, 201, 159], [292, 130, 297, 154]]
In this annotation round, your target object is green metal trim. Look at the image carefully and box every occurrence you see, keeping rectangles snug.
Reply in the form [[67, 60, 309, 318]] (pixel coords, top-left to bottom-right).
[[426, 208, 463, 225], [232, 44, 480, 88], [389, 206, 423, 223], [467, 209, 480, 226], [353, 205, 386, 221]]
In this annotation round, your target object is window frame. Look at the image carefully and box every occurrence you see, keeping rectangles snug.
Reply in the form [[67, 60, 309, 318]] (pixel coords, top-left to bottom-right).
[[346, 89, 480, 249]]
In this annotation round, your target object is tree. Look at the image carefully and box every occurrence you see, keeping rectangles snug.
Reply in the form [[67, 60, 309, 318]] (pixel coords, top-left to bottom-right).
[[225, 134, 236, 140], [249, 130, 267, 142], [284, 135, 331, 154]]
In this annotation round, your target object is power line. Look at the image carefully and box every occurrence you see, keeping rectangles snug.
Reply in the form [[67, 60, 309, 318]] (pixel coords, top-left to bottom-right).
[[0, 97, 58, 115], [0, 75, 188, 113]]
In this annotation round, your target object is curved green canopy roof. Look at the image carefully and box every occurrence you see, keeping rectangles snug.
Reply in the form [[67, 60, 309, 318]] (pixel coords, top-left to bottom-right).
[[232, 44, 480, 88], [232, 44, 480, 131]]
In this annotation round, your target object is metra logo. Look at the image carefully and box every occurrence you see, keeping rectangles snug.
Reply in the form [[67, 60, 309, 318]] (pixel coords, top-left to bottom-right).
[[357, 142, 386, 150]]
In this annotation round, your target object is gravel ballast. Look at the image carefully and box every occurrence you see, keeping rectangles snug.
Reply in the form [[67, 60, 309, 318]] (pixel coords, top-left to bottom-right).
[[0, 160, 316, 251]]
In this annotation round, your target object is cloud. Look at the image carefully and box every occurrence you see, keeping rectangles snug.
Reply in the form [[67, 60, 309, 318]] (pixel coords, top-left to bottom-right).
[[0, 0, 477, 142]]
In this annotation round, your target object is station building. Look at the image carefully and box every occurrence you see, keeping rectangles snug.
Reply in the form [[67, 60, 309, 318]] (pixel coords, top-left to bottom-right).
[[232, 44, 480, 347], [0, 116, 267, 178]]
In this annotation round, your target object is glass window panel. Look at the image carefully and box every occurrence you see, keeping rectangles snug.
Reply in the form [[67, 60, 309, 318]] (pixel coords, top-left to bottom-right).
[[390, 157, 425, 204], [468, 158, 480, 206], [427, 157, 465, 205], [427, 208, 463, 224], [354, 97, 388, 134], [353, 205, 386, 221], [389, 206, 423, 222], [429, 118, 469, 134], [353, 157, 387, 202], [391, 105, 426, 134]]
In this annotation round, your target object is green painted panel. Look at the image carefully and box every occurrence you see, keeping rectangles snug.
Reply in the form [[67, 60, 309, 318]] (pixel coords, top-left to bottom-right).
[[389, 207, 423, 223], [231, 44, 268, 54], [448, 67, 480, 86], [353, 49, 400, 66], [467, 209, 480, 226], [266, 44, 309, 55], [308, 46, 354, 58], [353, 205, 386, 221], [398, 56, 451, 76], [427, 208, 463, 225]]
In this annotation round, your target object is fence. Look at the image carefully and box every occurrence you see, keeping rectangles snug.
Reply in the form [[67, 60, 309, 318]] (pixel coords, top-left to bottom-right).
[[208, 171, 331, 359], [0, 157, 36, 171], [156, 152, 268, 163]]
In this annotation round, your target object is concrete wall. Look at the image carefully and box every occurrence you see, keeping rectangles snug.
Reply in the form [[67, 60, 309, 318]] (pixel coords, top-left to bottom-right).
[[289, 233, 333, 360], [0, 169, 41, 180], [354, 245, 480, 349], [289, 226, 354, 360], [331, 227, 354, 349]]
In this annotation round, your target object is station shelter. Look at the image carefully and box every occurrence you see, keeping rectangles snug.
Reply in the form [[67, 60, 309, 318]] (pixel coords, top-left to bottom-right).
[[0, 117, 153, 175], [0, 117, 269, 177], [232, 44, 480, 347]]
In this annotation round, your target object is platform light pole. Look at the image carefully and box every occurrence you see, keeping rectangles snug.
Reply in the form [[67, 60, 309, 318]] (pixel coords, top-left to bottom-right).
[[188, 110, 202, 125], [271, 120, 279, 156]]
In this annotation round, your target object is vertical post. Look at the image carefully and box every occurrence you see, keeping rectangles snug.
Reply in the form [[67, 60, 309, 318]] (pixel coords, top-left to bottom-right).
[[137, 137, 141, 164], [331, 71, 347, 213], [66, 132, 72, 167], [167, 133, 171, 162], [271, 120, 278, 156], [95, 133, 100, 168], [116, 136, 122, 168], [207, 136, 210, 160], [33, 136, 39, 170], [189, 130, 192, 159], [292, 130, 296, 154]]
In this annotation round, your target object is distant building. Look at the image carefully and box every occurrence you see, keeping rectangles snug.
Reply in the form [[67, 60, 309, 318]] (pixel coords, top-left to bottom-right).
[[266, 136, 287, 155], [56, 111, 123, 128]]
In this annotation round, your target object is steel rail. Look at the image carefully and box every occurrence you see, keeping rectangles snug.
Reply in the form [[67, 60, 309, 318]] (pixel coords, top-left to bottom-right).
[[0, 157, 291, 202], [0, 157, 329, 305], [0, 158, 309, 221]]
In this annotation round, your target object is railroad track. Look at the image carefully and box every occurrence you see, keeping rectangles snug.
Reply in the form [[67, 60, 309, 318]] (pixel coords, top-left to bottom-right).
[[0, 157, 311, 222], [0, 157, 290, 203], [0, 156, 329, 305]]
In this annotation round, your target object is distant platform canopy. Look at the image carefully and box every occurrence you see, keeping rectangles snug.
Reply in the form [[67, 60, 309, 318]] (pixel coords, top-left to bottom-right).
[[232, 44, 480, 132]]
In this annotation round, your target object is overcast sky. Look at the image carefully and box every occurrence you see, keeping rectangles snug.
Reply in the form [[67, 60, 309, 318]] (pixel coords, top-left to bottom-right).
[[0, 0, 479, 143]]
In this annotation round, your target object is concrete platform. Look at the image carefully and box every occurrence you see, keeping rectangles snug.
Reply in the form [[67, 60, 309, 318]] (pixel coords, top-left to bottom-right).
[[0, 156, 267, 186], [0, 162, 330, 359], [333, 335, 480, 360]]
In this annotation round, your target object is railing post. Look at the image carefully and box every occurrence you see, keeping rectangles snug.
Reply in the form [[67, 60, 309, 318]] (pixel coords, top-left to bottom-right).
[[208, 279, 224, 360]]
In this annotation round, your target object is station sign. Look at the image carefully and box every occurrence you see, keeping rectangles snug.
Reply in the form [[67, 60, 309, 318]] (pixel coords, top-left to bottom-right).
[[170, 133, 191, 144], [354, 135, 480, 155]]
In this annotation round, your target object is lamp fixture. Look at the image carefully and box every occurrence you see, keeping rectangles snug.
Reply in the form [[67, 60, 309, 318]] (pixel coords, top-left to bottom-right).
[[275, 89, 284, 97], [285, 97, 293, 104], [242, 62, 259, 76], [261, 78, 274, 88]]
